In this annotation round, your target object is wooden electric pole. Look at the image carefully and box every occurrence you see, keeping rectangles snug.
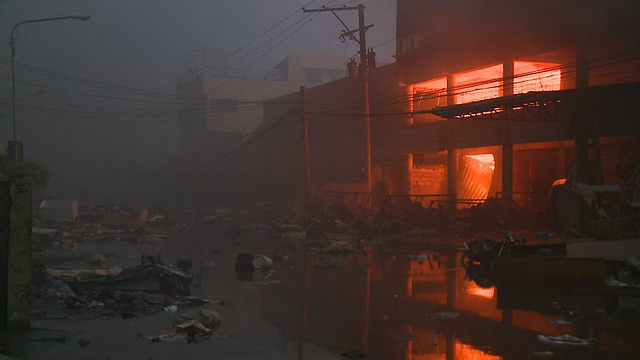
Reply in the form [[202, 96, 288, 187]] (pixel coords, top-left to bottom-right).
[[303, 4, 374, 193], [300, 86, 311, 204]]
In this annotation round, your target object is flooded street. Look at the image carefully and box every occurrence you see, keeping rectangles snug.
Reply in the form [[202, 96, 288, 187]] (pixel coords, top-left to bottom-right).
[[0, 215, 637, 360], [237, 230, 640, 360], [3, 1, 640, 360]]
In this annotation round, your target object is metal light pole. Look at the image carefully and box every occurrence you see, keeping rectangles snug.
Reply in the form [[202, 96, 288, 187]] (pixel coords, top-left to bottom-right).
[[10, 15, 91, 162]]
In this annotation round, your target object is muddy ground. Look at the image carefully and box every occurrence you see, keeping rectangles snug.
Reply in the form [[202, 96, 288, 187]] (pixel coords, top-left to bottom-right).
[[1, 220, 344, 360], [2, 207, 639, 360]]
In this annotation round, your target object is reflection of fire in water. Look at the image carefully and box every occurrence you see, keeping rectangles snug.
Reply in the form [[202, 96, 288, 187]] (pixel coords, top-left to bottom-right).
[[464, 281, 495, 299], [459, 154, 496, 205], [455, 341, 502, 360]]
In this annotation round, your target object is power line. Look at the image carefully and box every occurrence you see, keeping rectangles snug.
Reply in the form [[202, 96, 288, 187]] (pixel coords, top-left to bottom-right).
[[9, 50, 640, 125], [202, 0, 349, 96], [205, 12, 322, 96], [303, 50, 640, 115], [0, 1, 363, 118], [0, 59, 205, 104], [199, 61, 620, 174], [5, 36, 639, 129], [195, 114, 295, 174], [200, 0, 322, 77]]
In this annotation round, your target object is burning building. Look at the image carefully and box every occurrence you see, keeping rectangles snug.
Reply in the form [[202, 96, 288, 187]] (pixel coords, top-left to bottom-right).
[[392, 0, 640, 228], [218, 1, 640, 233]]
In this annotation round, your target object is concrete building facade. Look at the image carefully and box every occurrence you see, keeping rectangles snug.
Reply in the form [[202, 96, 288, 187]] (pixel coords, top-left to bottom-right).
[[211, 1, 640, 218], [204, 53, 347, 136], [395, 0, 640, 216]]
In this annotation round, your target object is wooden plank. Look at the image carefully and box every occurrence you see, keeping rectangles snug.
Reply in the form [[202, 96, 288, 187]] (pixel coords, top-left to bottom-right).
[[566, 239, 640, 261], [493, 256, 610, 286], [497, 285, 607, 312]]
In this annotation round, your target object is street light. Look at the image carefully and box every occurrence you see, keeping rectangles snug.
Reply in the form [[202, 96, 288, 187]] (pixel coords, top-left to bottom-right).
[[10, 15, 92, 161]]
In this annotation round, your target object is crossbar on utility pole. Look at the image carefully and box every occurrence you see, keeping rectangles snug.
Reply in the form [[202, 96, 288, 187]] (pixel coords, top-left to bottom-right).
[[303, 4, 373, 194], [302, 5, 360, 12]]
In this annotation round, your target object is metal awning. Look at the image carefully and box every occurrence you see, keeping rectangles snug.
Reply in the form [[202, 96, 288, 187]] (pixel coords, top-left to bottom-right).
[[431, 81, 640, 119], [400, 81, 640, 153]]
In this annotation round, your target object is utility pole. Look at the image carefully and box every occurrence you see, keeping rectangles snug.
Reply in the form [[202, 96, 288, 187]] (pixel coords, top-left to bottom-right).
[[6, 15, 91, 331], [303, 4, 374, 194], [300, 86, 311, 204], [10, 15, 92, 163]]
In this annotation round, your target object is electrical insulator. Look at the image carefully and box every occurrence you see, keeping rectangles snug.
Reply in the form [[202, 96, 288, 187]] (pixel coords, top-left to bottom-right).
[[347, 58, 358, 79], [367, 49, 376, 70]]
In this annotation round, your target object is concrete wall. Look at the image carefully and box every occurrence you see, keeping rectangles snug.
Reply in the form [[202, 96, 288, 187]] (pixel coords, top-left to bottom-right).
[[204, 54, 348, 136], [396, 0, 640, 85], [208, 63, 408, 208], [410, 164, 447, 196], [204, 77, 300, 135]]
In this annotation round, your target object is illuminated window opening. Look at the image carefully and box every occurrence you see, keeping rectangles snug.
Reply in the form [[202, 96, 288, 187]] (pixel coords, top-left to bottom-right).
[[411, 76, 447, 110], [410, 61, 563, 118], [459, 153, 496, 206], [453, 64, 503, 104], [514, 61, 562, 94], [466, 154, 496, 171]]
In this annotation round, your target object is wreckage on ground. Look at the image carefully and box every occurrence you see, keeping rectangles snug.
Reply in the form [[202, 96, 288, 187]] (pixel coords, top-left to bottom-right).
[[551, 162, 640, 240], [47, 261, 193, 295]]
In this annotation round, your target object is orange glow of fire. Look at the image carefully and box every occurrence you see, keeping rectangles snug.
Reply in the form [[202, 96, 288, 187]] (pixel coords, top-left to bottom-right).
[[458, 153, 495, 208], [453, 64, 503, 104], [466, 154, 495, 171], [513, 61, 561, 94], [411, 61, 563, 118], [411, 77, 448, 108], [455, 341, 502, 360], [464, 285, 496, 299]]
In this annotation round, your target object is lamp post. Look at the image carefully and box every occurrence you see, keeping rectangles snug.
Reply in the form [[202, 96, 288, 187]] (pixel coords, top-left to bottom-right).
[[10, 15, 91, 162]]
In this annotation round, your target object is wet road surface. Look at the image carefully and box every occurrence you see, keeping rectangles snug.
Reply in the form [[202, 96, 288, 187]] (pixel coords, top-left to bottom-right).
[[241, 228, 640, 360], [3, 221, 639, 359]]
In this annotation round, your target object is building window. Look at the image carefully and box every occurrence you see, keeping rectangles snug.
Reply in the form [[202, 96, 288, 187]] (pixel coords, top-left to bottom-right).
[[209, 99, 238, 113], [453, 64, 503, 104], [412, 77, 447, 110], [513, 61, 561, 94]]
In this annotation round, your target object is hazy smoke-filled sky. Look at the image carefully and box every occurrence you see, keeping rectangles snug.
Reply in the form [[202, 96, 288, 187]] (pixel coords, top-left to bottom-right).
[[1, 0, 396, 91], [0, 0, 396, 206]]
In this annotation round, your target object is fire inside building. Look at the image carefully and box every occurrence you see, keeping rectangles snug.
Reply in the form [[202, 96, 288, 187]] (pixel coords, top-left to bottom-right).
[[2, 2, 640, 359], [206, 0, 640, 240]]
